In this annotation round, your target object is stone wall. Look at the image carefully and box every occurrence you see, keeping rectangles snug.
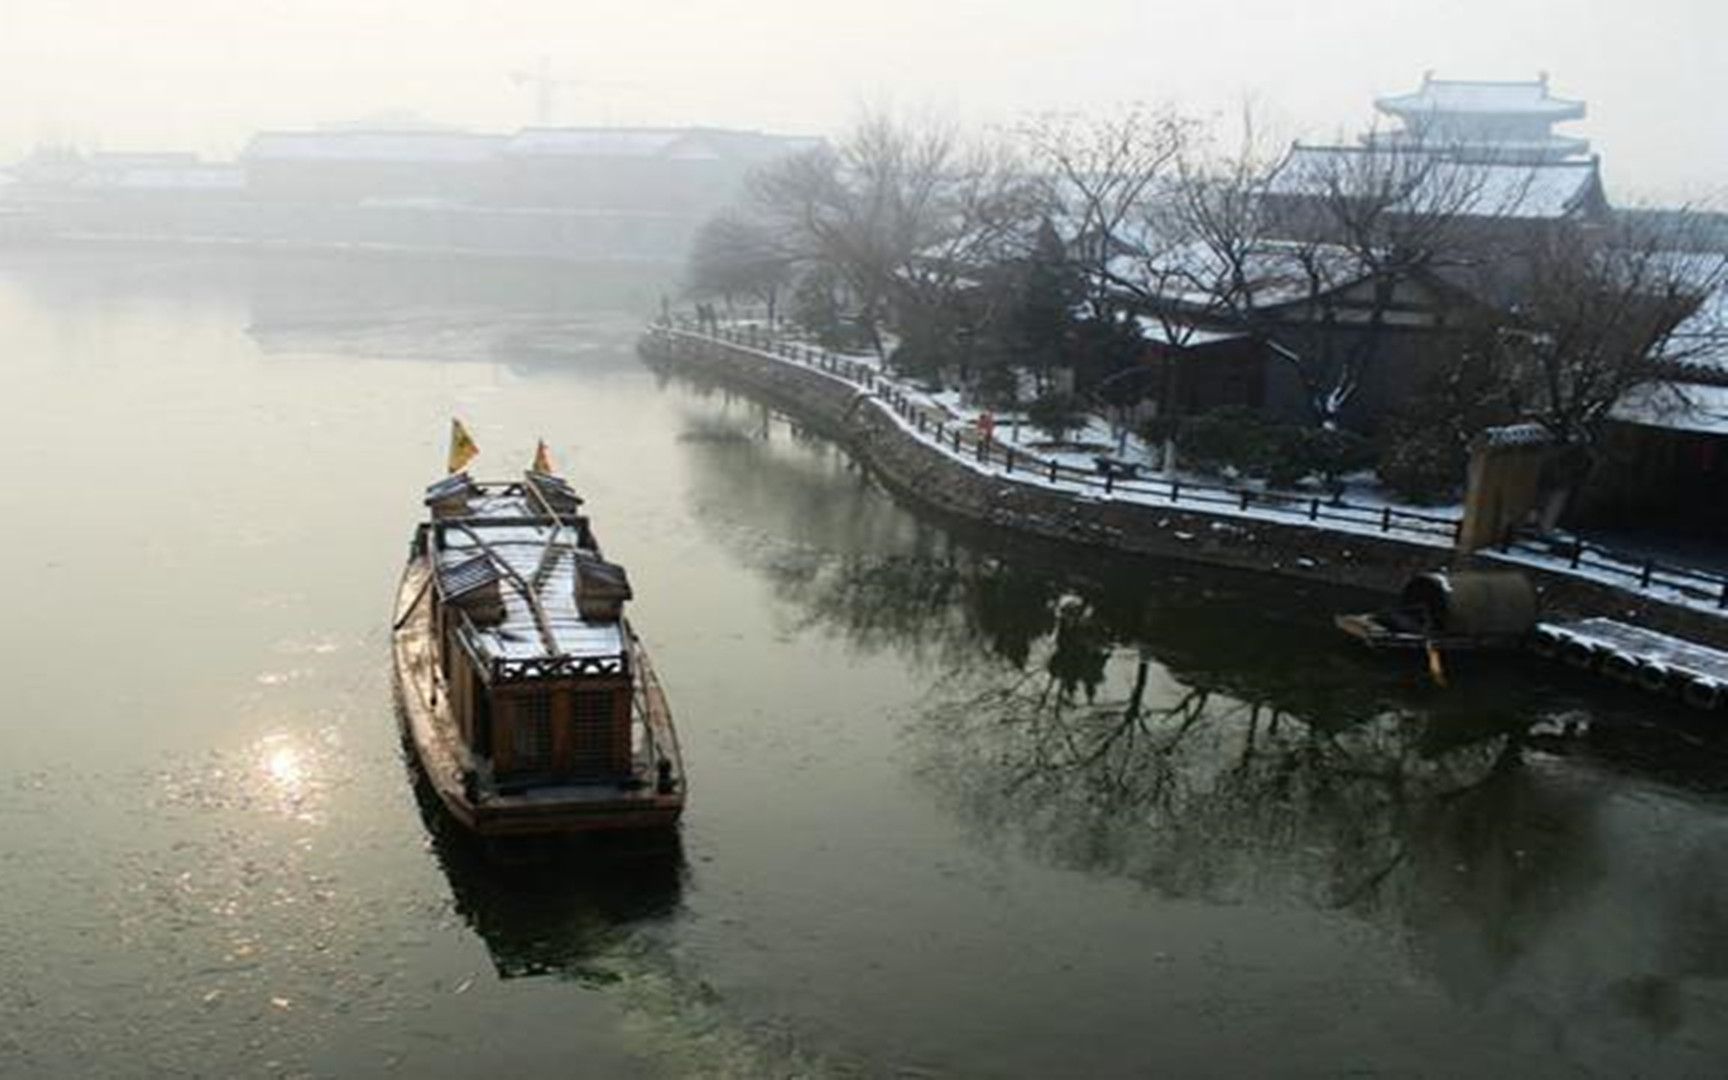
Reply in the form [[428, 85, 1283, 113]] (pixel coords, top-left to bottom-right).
[[639, 328, 1728, 650]]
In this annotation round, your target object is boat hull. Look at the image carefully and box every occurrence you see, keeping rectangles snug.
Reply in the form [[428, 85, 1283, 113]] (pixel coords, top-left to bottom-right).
[[392, 560, 684, 838], [1333, 613, 1524, 652]]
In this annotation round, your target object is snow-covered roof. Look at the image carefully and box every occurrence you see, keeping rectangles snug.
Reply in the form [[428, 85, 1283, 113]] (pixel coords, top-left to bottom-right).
[[73, 164, 244, 191], [505, 128, 703, 159], [1478, 422, 1554, 448], [1266, 146, 1603, 220], [1111, 236, 1369, 311], [243, 131, 507, 164], [503, 127, 824, 162], [1134, 316, 1247, 348], [88, 151, 202, 166], [1659, 283, 1728, 372], [1611, 380, 1728, 436], [1362, 131, 1591, 161], [1376, 77, 1585, 119], [430, 479, 627, 673]]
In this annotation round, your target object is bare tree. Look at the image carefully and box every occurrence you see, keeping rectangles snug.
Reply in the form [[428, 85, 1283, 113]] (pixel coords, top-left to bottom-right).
[[1020, 103, 1194, 319], [1267, 146, 1516, 425], [886, 135, 1048, 383], [1475, 208, 1728, 449], [685, 213, 795, 322], [1086, 110, 1283, 465], [742, 110, 1042, 360], [1102, 126, 1548, 432]]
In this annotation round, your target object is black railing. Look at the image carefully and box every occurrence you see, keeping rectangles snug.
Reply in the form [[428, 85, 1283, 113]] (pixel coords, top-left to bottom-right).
[[1495, 530, 1728, 609], [647, 321, 1728, 609], [647, 322, 1460, 541]]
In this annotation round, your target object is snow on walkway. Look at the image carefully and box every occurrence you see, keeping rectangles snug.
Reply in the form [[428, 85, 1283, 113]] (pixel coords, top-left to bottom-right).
[[656, 322, 1728, 622]]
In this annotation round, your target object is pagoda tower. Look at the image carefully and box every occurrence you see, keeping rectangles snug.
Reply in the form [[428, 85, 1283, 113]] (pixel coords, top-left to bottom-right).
[[1364, 72, 1588, 163]]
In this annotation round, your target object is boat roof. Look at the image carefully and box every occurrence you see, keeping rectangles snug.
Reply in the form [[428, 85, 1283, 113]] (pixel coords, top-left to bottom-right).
[[426, 475, 628, 681]]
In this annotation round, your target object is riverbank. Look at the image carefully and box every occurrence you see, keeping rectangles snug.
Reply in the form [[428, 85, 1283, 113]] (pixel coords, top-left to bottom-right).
[[639, 323, 1728, 651]]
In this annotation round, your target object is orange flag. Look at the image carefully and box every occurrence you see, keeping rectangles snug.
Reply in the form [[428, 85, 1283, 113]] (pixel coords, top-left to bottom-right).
[[531, 439, 555, 475], [447, 418, 479, 474]]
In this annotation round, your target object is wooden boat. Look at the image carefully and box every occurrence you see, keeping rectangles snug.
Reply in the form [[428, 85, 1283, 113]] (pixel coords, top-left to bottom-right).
[[392, 468, 684, 836], [1335, 569, 1538, 652]]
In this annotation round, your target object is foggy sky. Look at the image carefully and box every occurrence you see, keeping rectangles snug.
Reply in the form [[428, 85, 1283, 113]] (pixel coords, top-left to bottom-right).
[[1, 0, 1723, 202]]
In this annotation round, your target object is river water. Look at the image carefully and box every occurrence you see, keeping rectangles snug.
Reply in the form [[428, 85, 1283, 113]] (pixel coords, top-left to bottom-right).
[[2, 248, 1726, 1078]]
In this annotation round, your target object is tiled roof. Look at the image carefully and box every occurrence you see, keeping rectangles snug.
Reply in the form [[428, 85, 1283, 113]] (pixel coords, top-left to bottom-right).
[[1266, 146, 1602, 219], [1377, 78, 1585, 119], [431, 481, 627, 666]]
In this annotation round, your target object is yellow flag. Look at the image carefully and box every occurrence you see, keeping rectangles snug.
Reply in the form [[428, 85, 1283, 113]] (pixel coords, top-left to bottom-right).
[[447, 418, 479, 474], [532, 439, 554, 475]]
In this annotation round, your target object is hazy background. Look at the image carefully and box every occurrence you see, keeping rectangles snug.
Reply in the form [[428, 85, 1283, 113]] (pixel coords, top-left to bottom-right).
[[1, 0, 1723, 201]]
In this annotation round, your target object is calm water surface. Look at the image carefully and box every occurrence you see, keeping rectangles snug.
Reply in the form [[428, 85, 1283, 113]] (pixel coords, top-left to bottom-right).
[[3, 249, 1726, 1078]]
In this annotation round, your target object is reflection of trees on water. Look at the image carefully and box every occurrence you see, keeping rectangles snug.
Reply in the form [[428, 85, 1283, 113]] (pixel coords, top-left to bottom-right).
[[672, 378, 1728, 1056], [236, 254, 669, 328], [247, 310, 639, 372], [1, 249, 672, 370], [918, 604, 1728, 1062], [238, 252, 666, 370], [917, 598, 1523, 910]]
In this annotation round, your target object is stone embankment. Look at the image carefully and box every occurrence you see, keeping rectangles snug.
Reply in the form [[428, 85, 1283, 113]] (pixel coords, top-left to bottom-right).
[[639, 325, 1728, 651]]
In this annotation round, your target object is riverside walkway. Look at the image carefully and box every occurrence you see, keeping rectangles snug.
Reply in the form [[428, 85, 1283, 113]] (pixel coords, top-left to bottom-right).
[[641, 319, 1728, 627]]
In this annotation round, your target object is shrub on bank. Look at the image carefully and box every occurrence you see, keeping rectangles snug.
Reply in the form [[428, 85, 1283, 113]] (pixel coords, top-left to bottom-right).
[[1148, 407, 1374, 496]]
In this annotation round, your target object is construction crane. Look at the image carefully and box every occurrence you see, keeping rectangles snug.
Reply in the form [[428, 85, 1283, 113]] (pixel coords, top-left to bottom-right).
[[508, 57, 579, 125], [508, 57, 640, 126]]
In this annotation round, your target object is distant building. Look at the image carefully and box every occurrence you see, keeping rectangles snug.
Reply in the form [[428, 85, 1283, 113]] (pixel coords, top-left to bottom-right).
[[72, 152, 244, 196], [494, 127, 823, 214], [237, 125, 822, 216], [1365, 73, 1590, 163], [1263, 74, 1610, 242], [240, 131, 508, 203], [1587, 285, 1728, 535], [6, 124, 822, 262], [1124, 76, 1628, 433]]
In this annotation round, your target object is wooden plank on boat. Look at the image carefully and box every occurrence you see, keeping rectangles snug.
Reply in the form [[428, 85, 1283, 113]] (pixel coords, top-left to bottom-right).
[[448, 519, 561, 657]]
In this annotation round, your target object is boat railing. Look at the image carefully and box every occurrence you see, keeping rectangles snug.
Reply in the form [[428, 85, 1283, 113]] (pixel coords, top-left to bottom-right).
[[628, 627, 681, 788]]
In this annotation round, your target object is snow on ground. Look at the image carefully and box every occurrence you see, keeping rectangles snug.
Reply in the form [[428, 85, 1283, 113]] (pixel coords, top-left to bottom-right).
[[666, 321, 1725, 620], [676, 322, 1457, 544]]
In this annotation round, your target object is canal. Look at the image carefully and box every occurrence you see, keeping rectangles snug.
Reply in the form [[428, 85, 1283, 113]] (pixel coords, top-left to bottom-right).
[[2, 249, 1726, 1077]]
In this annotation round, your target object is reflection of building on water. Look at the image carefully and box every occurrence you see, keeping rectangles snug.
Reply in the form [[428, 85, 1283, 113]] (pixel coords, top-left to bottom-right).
[[409, 768, 685, 980], [229, 254, 675, 366]]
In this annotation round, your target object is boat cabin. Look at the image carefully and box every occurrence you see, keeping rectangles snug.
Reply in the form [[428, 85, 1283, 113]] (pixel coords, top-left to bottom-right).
[[411, 471, 649, 792]]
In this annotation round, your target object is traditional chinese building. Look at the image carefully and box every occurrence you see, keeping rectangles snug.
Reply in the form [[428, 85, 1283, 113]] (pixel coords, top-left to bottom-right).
[[1365, 72, 1590, 163], [1263, 74, 1610, 240]]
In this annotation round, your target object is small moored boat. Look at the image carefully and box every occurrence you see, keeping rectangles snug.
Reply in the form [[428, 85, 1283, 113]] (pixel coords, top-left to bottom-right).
[[392, 465, 684, 836], [1334, 569, 1538, 652]]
